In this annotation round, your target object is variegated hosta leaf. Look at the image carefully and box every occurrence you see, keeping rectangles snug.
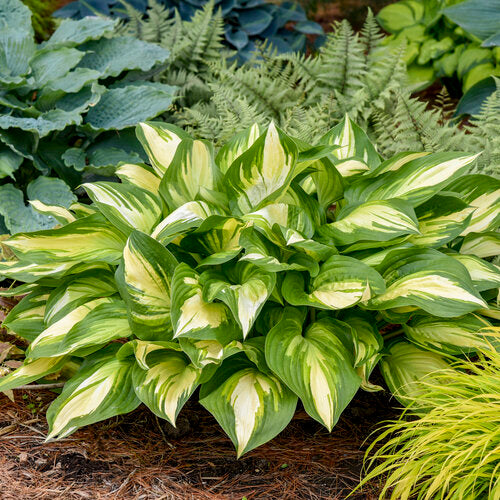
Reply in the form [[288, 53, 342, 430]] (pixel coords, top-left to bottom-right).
[[159, 138, 220, 211], [409, 195, 474, 247], [449, 253, 500, 291], [181, 216, 247, 267], [319, 114, 381, 174], [58, 300, 132, 356], [282, 255, 386, 310], [26, 297, 114, 360], [343, 311, 384, 391], [5, 213, 127, 264], [132, 350, 200, 426], [151, 201, 219, 245], [170, 263, 241, 343], [46, 352, 140, 440], [2, 287, 49, 342], [200, 363, 297, 457], [367, 249, 487, 317], [324, 199, 419, 246], [460, 232, 500, 258], [44, 269, 117, 325], [117, 339, 182, 370], [0, 356, 67, 392], [368, 152, 429, 176], [379, 340, 451, 408], [403, 314, 494, 356], [117, 231, 177, 341], [265, 309, 360, 430], [0, 283, 36, 297], [345, 152, 480, 207], [82, 182, 163, 236], [200, 263, 276, 338], [215, 123, 262, 174], [178, 338, 242, 370], [115, 163, 161, 194], [224, 122, 299, 214], [136, 122, 189, 176], [29, 200, 76, 225], [446, 174, 500, 236], [0, 259, 78, 283], [309, 156, 344, 210]]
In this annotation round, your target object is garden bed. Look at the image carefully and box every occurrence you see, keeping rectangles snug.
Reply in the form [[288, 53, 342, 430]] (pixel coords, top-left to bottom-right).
[[0, 384, 397, 499]]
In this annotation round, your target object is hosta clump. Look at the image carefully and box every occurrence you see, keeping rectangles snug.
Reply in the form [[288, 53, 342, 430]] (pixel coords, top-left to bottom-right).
[[0, 117, 499, 456]]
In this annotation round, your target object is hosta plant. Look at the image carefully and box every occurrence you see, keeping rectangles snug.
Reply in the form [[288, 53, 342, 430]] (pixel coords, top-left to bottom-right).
[[0, 117, 499, 456], [0, 0, 175, 233]]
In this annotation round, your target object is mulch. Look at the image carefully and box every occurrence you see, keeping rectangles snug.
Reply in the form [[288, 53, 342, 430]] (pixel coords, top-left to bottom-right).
[[0, 378, 399, 499]]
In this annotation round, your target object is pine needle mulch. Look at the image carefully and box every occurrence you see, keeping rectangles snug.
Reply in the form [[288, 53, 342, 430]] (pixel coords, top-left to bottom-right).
[[0, 382, 397, 500]]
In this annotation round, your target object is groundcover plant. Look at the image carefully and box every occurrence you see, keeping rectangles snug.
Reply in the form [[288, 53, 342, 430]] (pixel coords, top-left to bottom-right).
[[0, 117, 499, 456]]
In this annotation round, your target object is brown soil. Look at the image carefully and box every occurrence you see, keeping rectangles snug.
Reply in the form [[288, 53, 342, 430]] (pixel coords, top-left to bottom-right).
[[0, 380, 399, 499]]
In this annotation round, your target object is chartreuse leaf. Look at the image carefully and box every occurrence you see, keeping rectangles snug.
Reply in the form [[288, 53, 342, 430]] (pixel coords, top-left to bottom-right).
[[46, 350, 140, 440], [319, 115, 381, 176], [409, 195, 474, 247], [159, 139, 220, 211], [115, 163, 161, 194], [324, 199, 420, 246], [200, 359, 297, 457], [117, 231, 178, 341], [82, 182, 163, 236], [26, 297, 114, 360], [282, 255, 386, 310], [170, 263, 241, 343], [449, 253, 500, 292], [460, 232, 500, 258], [3, 287, 49, 342], [265, 308, 361, 430], [379, 340, 451, 408], [0, 356, 67, 392], [224, 122, 299, 214], [366, 249, 487, 317], [200, 262, 276, 338], [136, 122, 190, 176], [151, 201, 219, 245], [403, 313, 494, 356], [216, 123, 262, 173], [345, 152, 481, 207], [5, 213, 127, 264], [132, 350, 201, 426]]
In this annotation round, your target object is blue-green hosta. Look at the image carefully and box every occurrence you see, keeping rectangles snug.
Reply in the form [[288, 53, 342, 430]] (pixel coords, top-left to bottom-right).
[[0, 117, 499, 455]]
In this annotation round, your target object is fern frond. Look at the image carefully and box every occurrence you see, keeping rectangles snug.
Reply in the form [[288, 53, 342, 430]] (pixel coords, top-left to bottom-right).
[[359, 8, 385, 67]]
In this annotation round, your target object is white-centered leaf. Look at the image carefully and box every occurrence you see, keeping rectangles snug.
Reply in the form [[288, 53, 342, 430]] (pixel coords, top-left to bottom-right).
[[115, 163, 161, 193]]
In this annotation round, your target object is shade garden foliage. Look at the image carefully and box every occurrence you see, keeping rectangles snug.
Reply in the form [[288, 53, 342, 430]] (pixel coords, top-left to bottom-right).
[[0, 118, 499, 456]]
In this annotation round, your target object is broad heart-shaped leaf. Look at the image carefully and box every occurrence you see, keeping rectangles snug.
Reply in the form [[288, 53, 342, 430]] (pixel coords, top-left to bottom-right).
[[84, 82, 176, 132], [379, 340, 451, 408], [366, 249, 487, 317], [282, 255, 386, 310], [0, 356, 67, 392], [319, 114, 381, 173], [26, 297, 114, 360], [170, 263, 241, 343], [345, 152, 481, 207], [446, 174, 500, 236], [409, 195, 474, 247], [460, 232, 500, 258], [46, 351, 140, 440], [136, 122, 190, 176], [159, 139, 220, 211], [132, 350, 201, 426], [5, 213, 127, 265], [151, 201, 219, 245], [82, 182, 163, 236], [200, 262, 276, 338], [265, 309, 361, 431], [45, 17, 117, 48], [324, 199, 420, 246], [77, 36, 170, 78], [30, 47, 84, 86], [224, 122, 299, 214], [215, 123, 262, 174], [2, 287, 49, 342], [449, 253, 500, 292], [200, 363, 297, 457], [403, 313, 494, 356], [115, 163, 161, 194], [116, 231, 178, 341]]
